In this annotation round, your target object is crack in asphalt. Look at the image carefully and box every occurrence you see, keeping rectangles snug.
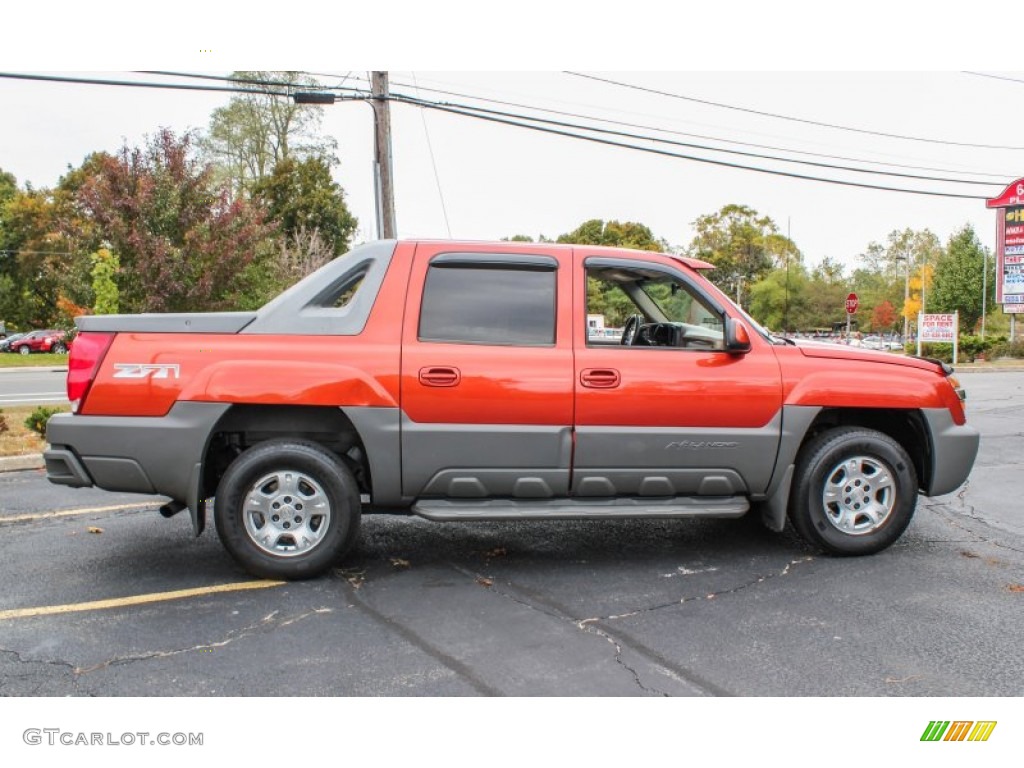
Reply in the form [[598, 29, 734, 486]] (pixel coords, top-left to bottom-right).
[[0, 607, 334, 680], [923, 488, 1024, 555], [577, 556, 815, 625], [0, 646, 84, 694], [446, 562, 667, 696], [73, 606, 334, 674], [449, 556, 814, 696]]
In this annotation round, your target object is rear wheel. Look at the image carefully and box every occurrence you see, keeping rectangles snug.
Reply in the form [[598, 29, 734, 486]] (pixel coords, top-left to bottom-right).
[[789, 427, 917, 556], [18, 345, 29, 355], [214, 439, 361, 579], [52, 342, 67, 354]]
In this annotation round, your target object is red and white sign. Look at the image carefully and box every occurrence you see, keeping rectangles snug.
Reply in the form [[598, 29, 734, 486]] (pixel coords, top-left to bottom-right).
[[845, 293, 859, 314], [919, 313, 957, 342]]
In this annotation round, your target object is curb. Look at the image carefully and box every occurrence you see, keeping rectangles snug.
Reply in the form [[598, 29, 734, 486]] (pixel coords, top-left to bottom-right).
[[0, 367, 68, 374], [0, 453, 44, 473]]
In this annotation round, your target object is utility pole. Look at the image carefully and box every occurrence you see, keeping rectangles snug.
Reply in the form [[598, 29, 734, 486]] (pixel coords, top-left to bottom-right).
[[371, 72, 397, 239]]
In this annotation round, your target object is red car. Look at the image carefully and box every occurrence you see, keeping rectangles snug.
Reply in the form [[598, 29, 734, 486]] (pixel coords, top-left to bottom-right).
[[8, 329, 69, 355]]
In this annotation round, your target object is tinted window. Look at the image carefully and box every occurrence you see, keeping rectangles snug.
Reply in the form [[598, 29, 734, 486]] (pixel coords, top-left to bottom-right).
[[419, 264, 556, 345]]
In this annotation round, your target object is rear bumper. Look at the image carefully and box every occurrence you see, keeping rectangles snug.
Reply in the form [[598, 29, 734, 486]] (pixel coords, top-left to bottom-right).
[[921, 408, 980, 496], [44, 402, 230, 509]]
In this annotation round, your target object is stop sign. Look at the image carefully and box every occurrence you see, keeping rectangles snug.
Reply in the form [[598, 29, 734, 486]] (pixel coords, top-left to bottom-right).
[[846, 292, 859, 314]]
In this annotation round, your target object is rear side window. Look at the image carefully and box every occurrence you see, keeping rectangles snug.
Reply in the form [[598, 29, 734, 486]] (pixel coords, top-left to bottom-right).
[[419, 263, 556, 345]]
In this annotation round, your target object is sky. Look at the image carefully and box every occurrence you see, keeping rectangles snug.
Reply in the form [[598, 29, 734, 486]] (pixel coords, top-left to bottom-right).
[[2, 4, 1024, 276]]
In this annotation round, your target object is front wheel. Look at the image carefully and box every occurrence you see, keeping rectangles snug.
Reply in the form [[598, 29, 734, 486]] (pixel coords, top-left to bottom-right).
[[214, 439, 361, 579], [789, 427, 918, 556]]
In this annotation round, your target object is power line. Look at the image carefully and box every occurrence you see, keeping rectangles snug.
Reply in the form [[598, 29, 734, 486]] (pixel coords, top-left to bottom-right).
[[0, 72, 371, 101], [411, 73, 452, 238], [962, 71, 1024, 86], [384, 76, 1008, 180], [390, 91, 1000, 188], [390, 94, 993, 200], [139, 70, 369, 95], [565, 71, 1024, 151]]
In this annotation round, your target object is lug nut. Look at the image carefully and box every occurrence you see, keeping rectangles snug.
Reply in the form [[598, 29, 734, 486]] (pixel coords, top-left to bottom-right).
[[272, 515, 280, 522]]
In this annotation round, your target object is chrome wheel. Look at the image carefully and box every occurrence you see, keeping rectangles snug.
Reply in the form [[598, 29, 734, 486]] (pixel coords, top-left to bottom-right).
[[821, 455, 896, 535], [242, 470, 332, 557]]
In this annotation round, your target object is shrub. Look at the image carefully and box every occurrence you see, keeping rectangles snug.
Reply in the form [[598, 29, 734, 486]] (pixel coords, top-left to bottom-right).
[[24, 406, 61, 440], [988, 339, 1024, 359]]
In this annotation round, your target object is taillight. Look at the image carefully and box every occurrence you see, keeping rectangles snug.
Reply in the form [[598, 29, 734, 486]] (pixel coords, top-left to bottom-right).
[[67, 332, 114, 413]]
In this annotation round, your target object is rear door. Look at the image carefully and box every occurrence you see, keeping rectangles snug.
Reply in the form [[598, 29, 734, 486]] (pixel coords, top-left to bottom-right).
[[399, 243, 574, 499], [572, 251, 783, 498]]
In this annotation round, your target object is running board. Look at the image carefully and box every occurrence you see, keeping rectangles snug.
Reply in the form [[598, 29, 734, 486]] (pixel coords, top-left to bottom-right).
[[411, 496, 749, 522]]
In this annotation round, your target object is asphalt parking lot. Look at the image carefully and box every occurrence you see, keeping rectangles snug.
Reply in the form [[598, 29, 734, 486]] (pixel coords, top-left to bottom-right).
[[0, 371, 1021, 696]]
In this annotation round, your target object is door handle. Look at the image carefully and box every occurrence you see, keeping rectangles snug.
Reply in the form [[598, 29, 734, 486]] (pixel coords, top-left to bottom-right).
[[419, 366, 461, 387], [580, 368, 620, 388]]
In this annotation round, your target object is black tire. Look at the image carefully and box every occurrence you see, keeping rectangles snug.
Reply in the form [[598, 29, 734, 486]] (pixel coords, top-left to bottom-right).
[[214, 439, 361, 579], [18, 345, 29, 355], [52, 343, 67, 355], [789, 427, 917, 556]]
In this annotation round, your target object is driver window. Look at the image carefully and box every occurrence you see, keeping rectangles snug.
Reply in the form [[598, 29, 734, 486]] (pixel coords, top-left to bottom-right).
[[586, 265, 725, 350]]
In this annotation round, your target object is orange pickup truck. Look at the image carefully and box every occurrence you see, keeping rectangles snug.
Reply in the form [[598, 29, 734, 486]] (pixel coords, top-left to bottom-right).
[[44, 239, 979, 579]]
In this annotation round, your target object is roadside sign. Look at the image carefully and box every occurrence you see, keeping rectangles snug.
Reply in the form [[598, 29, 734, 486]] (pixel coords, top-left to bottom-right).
[[918, 312, 959, 363], [845, 293, 859, 314]]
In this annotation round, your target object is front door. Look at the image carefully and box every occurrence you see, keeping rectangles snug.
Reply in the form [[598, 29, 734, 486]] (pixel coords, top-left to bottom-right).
[[572, 251, 783, 498]]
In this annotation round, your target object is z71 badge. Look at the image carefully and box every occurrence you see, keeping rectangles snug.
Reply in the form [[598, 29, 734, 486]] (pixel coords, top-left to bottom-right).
[[112, 363, 180, 380]]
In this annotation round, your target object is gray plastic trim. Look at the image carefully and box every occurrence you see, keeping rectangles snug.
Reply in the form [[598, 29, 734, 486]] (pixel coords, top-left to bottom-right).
[[921, 408, 980, 496], [759, 405, 822, 531], [412, 495, 749, 521], [343, 406, 404, 506], [572, 468, 746, 496], [45, 402, 231, 507], [400, 417, 572, 499], [77, 312, 256, 334], [243, 240, 398, 336], [573, 412, 783, 494], [42, 448, 94, 487]]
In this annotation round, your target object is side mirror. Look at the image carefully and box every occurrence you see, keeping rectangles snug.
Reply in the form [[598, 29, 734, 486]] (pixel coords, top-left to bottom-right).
[[725, 318, 752, 355]]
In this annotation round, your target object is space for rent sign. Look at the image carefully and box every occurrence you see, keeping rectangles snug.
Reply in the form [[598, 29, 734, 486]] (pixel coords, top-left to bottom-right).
[[918, 313, 958, 343]]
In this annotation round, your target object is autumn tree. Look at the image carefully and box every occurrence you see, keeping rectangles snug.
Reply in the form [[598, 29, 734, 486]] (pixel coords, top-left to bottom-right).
[[871, 300, 898, 331], [76, 128, 273, 313]]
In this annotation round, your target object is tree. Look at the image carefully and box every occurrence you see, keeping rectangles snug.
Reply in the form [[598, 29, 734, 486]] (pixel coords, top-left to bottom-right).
[[557, 219, 668, 327], [871, 300, 898, 331], [929, 224, 994, 332], [76, 128, 273, 313], [557, 219, 667, 251], [685, 204, 785, 307], [252, 157, 357, 256], [91, 248, 119, 314], [202, 71, 337, 195], [749, 265, 810, 331]]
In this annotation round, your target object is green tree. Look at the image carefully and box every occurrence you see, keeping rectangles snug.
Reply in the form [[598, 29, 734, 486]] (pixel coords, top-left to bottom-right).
[[685, 204, 784, 308], [929, 224, 994, 333], [749, 265, 810, 331], [252, 157, 357, 256], [557, 219, 667, 251], [90, 248, 120, 314], [557, 219, 668, 326], [202, 71, 337, 196]]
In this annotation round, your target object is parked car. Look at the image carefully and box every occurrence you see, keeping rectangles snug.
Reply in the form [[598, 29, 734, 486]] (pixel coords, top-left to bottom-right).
[[0, 331, 29, 352], [7, 329, 69, 355]]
